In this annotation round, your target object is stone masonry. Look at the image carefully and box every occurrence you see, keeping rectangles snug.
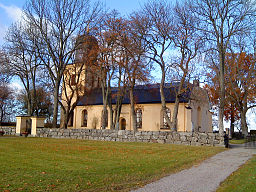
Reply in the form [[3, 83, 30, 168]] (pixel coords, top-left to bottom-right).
[[36, 128, 224, 146], [0, 126, 224, 146], [0, 127, 16, 135]]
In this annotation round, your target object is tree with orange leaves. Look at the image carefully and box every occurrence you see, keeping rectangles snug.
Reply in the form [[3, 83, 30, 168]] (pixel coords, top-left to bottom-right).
[[206, 52, 256, 136], [205, 74, 240, 137], [120, 15, 150, 131], [96, 11, 150, 131], [225, 52, 256, 136], [96, 11, 128, 130]]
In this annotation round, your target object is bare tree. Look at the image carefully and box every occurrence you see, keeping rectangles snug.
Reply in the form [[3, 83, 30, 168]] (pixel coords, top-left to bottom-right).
[[0, 85, 14, 123], [4, 22, 40, 116], [168, 3, 202, 130], [0, 51, 10, 84], [190, 0, 256, 135], [134, 0, 200, 131], [136, 0, 174, 129], [120, 15, 150, 131], [97, 14, 118, 129], [0, 51, 14, 122], [96, 11, 130, 130], [24, 0, 101, 127], [18, 87, 53, 120]]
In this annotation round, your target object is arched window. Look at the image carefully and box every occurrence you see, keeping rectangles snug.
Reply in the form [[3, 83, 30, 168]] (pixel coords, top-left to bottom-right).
[[197, 106, 201, 130], [82, 109, 88, 127], [136, 108, 142, 129], [161, 108, 171, 129], [101, 109, 108, 127]]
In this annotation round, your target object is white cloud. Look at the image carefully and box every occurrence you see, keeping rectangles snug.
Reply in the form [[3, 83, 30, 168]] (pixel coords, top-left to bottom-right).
[[0, 22, 7, 37], [0, 3, 23, 22], [0, 23, 7, 45], [10, 82, 23, 91], [0, 3, 23, 45]]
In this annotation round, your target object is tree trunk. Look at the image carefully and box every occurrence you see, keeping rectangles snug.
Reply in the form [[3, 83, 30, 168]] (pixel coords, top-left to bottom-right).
[[27, 92, 32, 116], [101, 84, 108, 129], [218, 50, 225, 136], [114, 94, 123, 130], [240, 110, 248, 137], [171, 96, 179, 131], [218, 106, 225, 135], [32, 71, 38, 116], [129, 87, 137, 131], [159, 68, 172, 128], [240, 98, 249, 137], [107, 84, 114, 129], [171, 71, 187, 131], [52, 84, 59, 128], [0, 108, 3, 123], [113, 106, 118, 130], [63, 110, 68, 129], [102, 107, 107, 129], [108, 100, 114, 129], [230, 105, 235, 138]]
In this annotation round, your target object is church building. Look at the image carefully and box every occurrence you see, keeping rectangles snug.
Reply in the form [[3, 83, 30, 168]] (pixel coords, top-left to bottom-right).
[[60, 33, 213, 133]]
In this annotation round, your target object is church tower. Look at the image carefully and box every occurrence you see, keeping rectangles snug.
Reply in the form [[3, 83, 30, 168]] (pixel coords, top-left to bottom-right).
[[74, 29, 100, 90], [60, 29, 100, 128]]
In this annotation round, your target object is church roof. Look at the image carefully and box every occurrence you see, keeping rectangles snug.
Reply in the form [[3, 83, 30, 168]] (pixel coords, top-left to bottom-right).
[[77, 83, 192, 106]]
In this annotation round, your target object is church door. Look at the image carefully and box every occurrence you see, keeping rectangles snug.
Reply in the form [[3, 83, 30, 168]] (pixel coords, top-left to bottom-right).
[[120, 118, 126, 130]]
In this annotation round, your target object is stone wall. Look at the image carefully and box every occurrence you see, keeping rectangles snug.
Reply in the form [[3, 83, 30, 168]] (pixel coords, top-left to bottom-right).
[[0, 127, 16, 135], [36, 128, 224, 146], [0, 126, 224, 147]]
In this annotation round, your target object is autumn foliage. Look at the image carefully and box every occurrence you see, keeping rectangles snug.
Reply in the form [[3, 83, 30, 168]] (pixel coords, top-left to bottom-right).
[[206, 52, 256, 135]]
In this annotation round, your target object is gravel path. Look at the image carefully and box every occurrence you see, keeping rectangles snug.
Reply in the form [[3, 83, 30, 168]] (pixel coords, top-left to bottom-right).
[[132, 143, 256, 192]]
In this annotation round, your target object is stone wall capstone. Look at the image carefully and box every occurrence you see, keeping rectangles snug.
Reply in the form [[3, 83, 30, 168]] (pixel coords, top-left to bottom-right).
[[36, 128, 224, 146]]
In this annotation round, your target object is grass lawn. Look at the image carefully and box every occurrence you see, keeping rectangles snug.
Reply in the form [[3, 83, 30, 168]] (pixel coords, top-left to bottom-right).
[[229, 139, 247, 144], [229, 137, 256, 144], [0, 137, 225, 191], [217, 155, 256, 192]]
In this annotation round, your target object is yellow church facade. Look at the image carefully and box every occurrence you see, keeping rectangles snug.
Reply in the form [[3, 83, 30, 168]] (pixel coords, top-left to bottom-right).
[[65, 83, 213, 133]]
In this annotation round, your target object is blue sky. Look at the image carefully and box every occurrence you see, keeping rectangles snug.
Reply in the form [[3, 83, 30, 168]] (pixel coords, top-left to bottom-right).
[[0, 0, 148, 45]]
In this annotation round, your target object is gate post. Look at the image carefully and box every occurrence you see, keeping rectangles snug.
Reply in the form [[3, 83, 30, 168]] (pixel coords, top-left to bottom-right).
[[31, 117, 46, 136], [16, 116, 31, 136]]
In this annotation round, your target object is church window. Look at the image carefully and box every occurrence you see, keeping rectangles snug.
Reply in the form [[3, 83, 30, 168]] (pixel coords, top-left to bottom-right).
[[82, 109, 88, 127], [161, 108, 171, 129], [136, 108, 142, 129]]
